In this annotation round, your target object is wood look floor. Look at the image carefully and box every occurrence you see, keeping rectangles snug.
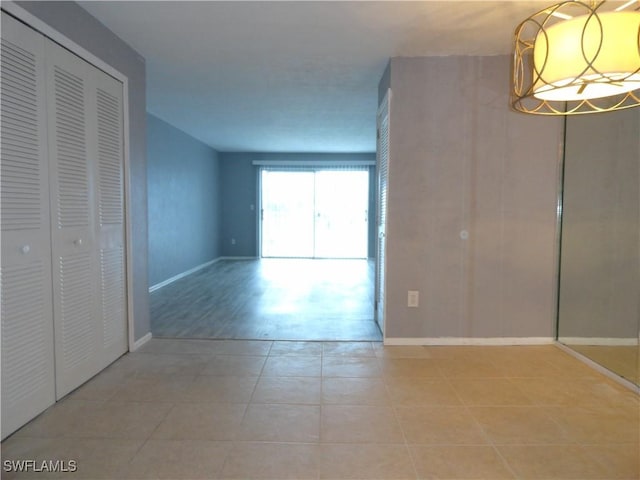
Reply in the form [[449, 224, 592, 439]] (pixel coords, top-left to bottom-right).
[[150, 259, 381, 341]]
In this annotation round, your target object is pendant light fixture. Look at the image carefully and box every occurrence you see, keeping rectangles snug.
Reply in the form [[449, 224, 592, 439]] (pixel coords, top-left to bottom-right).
[[511, 0, 640, 114]]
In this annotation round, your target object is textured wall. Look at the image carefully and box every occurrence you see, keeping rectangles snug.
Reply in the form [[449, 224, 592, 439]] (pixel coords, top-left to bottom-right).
[[219, 154, 259, 257], [383, 56, 563, 340], [16, 1, 150, 342], [219, 153, 376, 258], [147, 114, 221, 286], [558, 108, 640, 339]]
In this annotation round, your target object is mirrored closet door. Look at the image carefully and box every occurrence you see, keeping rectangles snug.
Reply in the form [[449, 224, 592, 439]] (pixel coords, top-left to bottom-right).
[[557, 107, 640, 386]]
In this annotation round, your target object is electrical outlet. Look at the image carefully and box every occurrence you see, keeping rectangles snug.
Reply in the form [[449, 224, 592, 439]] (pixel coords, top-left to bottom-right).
[[231, 238, 236, 245], [408, 290, 419, 307]]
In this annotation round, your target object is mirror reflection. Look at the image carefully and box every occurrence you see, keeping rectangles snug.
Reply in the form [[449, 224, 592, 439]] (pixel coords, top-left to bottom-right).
[[557, 107, 640, 386]]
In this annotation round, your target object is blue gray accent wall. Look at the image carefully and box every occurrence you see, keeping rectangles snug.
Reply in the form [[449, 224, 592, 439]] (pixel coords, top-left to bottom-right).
[[220, 152, 376, 258], [220, 153, 259, 257], [147, 114, 221, 286], [16, 0, 150, 342]]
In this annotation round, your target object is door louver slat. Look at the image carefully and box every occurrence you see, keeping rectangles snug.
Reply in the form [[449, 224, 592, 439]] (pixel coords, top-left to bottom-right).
[[96, 88, 123, 225], [0, 263, 50, 405], [1, 38, 41, 232], [101, 247, 125, 348], [58, 253, 94, 370], [53, 66, 88, 229]]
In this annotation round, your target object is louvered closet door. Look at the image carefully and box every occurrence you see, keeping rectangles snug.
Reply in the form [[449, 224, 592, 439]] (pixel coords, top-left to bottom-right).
[[91, 66, 127, 366], [46, 38, 127, 399], [375, 91, 390, 334], [46, 40, 102, 399], [0, 13, 56, 439]]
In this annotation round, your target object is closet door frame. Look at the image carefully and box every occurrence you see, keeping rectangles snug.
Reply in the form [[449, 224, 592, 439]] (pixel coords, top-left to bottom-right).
[[2, 2, 136, 351]]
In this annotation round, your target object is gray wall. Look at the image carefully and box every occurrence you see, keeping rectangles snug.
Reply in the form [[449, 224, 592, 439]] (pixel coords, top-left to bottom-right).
[[147, 114, 221, 287], [382, 56, 563, 340], [558, 108, 640, 339], [17, 1, 150, 342], [219, 153, 376, 258]]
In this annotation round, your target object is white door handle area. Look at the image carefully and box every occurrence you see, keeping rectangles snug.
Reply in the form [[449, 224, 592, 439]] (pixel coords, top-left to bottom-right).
[[73, 238, 83, 246], [20, 244, 31, 254]]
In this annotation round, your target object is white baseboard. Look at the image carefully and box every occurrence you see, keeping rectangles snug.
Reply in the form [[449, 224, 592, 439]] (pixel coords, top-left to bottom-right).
[[220, 256, 258, 260], [383, 337, 555, 346], [131, 332, 152, 351], [558, 337, 638, 346], [149, 258, 221, 292]]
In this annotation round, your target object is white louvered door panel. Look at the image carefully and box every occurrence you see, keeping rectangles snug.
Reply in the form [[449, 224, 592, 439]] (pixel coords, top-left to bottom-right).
[[0, 12, 56, 440], [91, 69, 127, 364], [45, 40, 102, 399], [375, 90, 390, 335]]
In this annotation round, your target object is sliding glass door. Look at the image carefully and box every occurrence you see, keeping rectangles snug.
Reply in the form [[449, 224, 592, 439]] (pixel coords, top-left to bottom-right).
[[261, 169, 369, 259], [261, 171, 315, 257]]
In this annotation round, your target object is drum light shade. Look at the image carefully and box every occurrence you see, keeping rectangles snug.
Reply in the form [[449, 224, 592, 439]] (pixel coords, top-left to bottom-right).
[[512, 1, 640, 115]]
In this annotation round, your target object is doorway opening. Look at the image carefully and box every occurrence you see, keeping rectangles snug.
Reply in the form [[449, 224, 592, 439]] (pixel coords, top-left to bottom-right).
[[260, 168, 369, 259], [149, 165, 381, 341]]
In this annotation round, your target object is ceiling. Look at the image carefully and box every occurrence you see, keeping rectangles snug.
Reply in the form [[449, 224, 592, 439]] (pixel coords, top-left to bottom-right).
[[78, 1, 549, 153]]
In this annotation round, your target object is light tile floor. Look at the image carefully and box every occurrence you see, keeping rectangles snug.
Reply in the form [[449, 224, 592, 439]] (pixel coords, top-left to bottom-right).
[[2, 339, 639, 479]]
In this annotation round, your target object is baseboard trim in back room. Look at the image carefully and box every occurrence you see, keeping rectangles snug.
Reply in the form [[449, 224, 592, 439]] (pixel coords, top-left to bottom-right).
[[384, 337, 555, 346], [132, 332, 152, 351], [149, 258, 222, 293]]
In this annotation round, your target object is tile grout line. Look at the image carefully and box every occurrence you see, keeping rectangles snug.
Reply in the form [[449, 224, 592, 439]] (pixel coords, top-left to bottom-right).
[[318, 347, 324, 480], [4, 341, 637, 479], [440, 365, 522, 480], [380, 355, 421, 480]]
